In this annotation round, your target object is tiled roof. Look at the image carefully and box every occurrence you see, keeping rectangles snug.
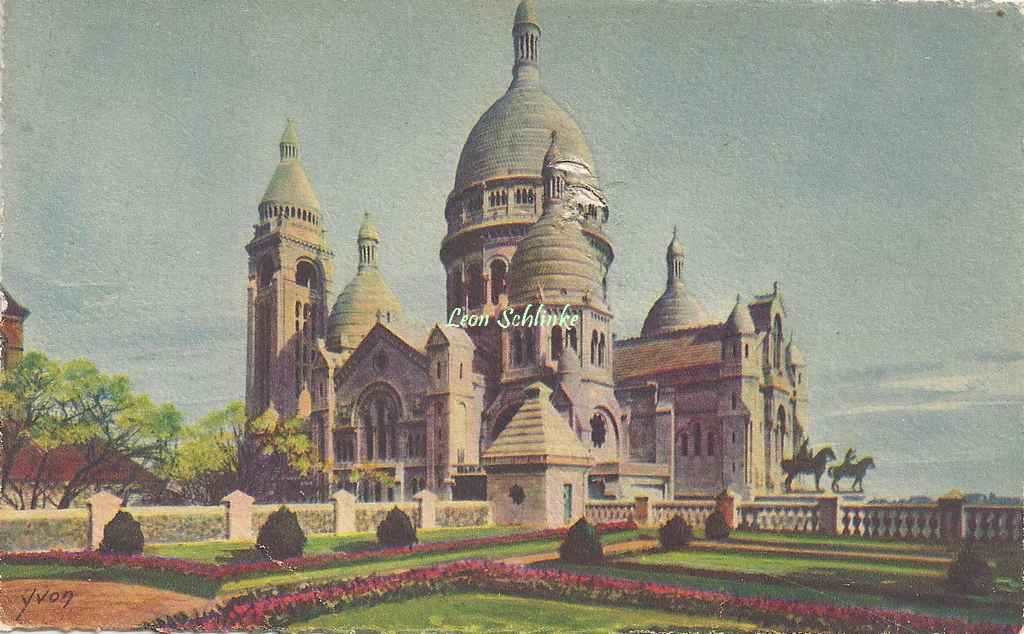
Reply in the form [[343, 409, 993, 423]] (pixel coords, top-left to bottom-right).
[[482, 382, 590, 466], [9, 443, 160, 484], [614, 323, 724, 383]]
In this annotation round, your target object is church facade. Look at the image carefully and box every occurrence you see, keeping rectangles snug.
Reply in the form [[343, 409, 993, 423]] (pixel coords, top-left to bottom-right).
[[244, 1, 810, 510]]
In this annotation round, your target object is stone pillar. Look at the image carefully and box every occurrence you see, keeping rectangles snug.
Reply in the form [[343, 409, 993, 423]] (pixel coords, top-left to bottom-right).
[[222, 490, 255, 542], [816, 495, 839, 535], [414, 489, 438, 529], [937, 493, 966, 543], [87, 491, 123, 550], [716, 491, 736, 528], [634, 496, 650, 527], [332, 488, 356, 534]]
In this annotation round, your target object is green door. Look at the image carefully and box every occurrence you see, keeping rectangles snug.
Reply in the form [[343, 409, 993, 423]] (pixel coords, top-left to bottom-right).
[[563, 483, 573, 524]]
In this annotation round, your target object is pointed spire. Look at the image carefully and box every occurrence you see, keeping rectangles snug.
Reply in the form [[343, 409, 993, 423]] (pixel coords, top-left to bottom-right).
[[726, 294, 755, 336], [512, 0, 541, 82], [279, 118, 300, 160], [665, 226, 686, 286], [357, 212, 380, 270]]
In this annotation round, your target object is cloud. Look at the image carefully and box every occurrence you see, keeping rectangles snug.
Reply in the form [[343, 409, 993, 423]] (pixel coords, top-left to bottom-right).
[[975, 350, 1024, 365], [823, 399, 1023, 419], [879, 374, 977, 394]]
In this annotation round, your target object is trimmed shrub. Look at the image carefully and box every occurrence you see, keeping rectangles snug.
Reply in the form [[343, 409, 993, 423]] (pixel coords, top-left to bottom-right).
[[704, 509, 731, 540], [558, 518, 604, 564], [658, 515, 693, 550], [377, 506, 417, 548], [98, 510, 144, 555], [256, 506, 307, 560], [946, 543, 995, 595]]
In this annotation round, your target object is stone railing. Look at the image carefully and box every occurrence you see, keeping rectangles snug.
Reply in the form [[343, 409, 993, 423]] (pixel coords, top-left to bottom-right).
[[838, 503, 948, 541], [964, 505, 1022, 542], [651, 499, 717, 528], [585, 500, 636, 524], [737, 501, 822, 533], [1, 489, 492, 552]]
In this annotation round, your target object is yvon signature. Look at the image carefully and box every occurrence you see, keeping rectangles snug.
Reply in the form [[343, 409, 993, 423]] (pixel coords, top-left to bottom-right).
[[16, 587, 74, 620]]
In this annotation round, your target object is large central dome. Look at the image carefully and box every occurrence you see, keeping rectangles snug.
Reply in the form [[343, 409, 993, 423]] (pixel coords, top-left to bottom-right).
[[451, 0, 593, 194], [454, 82, 593, 193]]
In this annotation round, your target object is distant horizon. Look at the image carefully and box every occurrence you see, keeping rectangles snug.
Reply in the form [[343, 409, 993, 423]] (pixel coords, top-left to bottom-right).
[[3, 1, 1021, 499]]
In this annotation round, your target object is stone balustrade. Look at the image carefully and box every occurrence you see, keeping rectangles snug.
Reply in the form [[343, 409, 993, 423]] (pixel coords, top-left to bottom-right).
[[584, 500, 636, 524], [738, 501, 822, 533], [651, 499, 716, 528]]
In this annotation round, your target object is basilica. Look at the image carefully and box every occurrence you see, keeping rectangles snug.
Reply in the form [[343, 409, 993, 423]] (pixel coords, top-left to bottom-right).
[[244, 1, 810, 511]]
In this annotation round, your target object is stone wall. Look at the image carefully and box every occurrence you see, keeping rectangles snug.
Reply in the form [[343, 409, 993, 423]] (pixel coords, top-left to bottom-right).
[[128, 505, 224, 543], [0, 508, 88, 551]]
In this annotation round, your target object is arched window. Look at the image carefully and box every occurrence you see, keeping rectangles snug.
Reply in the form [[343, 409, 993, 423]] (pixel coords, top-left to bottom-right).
[[566, 326, 577, 353], [524, 328, 535, 362], [598, 333, 606, 367], [551, 326, 563, 360], [731, 393, 738, 409], [680, 433, 689, 456], [489, 260, 507, 304], [515, 189, 521, 204], [359, 386, 399, 461], [777, 405, 787, 457], [450, 269, 464, 309], [258, 257, 276, 288], [590, 330, 599, 365], [467, 263, 485, 308], [501, 190, 507, 205], [590, 413, 607, 448], [745, 343, 750, 359], [773, 315, 784, 369], [708, 433, 716, 456], [694, 422, 702, 455], [512, 331, 523, 366], [436, 361, 442, 379]]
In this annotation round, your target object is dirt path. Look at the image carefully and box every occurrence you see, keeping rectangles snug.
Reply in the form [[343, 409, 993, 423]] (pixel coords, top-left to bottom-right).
[[0, 580, 214, 630]]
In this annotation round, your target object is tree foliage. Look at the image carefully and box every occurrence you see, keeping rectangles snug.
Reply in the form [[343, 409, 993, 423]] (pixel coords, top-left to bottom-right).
[[163, 402, 313, 503], [0, 351, 181, 509]]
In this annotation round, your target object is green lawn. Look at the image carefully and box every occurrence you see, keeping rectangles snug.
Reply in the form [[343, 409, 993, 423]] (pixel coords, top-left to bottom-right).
[[220, 529, 644, 595], [543, 561, 1021, 627], [286, 592, 760, 633], [145, 525, 529, 563], [727, 529, 951, 555], [625, 548, 944, 578]]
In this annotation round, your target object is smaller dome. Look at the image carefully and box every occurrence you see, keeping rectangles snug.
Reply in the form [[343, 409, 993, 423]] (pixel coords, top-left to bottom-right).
[[641, 287, 707, 337], [506, 204, 603, 308], [357, 212, 380, 242], [280, 119, 300, 146], [787, 340, 805, 366], [514, 0, 538, 26], [557, 344, 580, 375], [261, 161, 320, 211], [725, 295, 755, 335], [327, 269, 404, 351]]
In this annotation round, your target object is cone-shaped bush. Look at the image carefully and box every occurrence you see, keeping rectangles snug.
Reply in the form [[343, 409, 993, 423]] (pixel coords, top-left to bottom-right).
[[704, 509, 731, 541], [377, 506, 417, 547], [946, 543, 995, 595], [658, 515, 694, 550], [256, 506, 306, 560], [558, 517, 604, 564], [99, 510, 144, 555]]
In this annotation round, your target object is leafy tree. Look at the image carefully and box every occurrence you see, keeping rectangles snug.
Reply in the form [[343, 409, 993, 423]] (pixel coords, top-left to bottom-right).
[[0, 351, 182, 509], [164, 402, 312, 503]]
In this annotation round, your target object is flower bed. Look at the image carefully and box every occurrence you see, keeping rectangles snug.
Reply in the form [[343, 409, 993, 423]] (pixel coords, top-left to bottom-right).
[[1, 521, 635, 582], [148, 560, 1016, 633]]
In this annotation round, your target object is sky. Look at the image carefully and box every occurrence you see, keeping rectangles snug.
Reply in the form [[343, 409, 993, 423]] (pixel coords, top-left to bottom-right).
[[2, 0, 1021, 499]]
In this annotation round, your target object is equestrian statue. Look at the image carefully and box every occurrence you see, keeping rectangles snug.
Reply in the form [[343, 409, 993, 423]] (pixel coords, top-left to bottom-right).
[[780, 439, 836, 492], [828, 448, 875, 493]]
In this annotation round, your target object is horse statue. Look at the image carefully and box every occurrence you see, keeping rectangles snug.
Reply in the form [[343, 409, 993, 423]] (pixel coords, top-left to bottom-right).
[[828, 450, 875, 492], [781, 440, 836, 492]]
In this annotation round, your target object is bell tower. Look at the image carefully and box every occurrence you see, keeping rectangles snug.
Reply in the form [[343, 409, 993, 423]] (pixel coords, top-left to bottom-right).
[[245, 120, 334, 420]]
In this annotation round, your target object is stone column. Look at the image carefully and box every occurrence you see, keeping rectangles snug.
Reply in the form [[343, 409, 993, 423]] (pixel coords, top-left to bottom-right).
[[937, 493, 966, 543], [634, 496, 650, 527], [332, 488, 356, 534], [222, 490, 255, 542], [816, 495, 839, 535], [414, 489, 438, 529], [87, 491, 123, 550]]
